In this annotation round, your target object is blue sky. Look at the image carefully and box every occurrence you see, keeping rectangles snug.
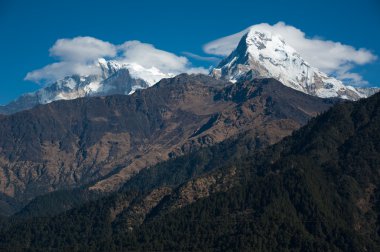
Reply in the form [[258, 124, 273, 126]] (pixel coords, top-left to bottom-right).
[[0, 0, 379, 104]]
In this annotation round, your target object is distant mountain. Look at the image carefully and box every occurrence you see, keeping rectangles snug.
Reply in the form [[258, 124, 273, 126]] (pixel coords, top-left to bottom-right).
[[356, 87, 380, 97], [0, 59, 173, 115], [0, 74, 335, 215], [1, 83, 379, 251], [1, 29, 378, 115], [212, 29, 378, 100]]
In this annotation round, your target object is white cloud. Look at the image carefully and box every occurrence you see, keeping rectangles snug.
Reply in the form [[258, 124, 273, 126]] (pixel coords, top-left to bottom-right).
[[118, 41, 207, 75], [182, 52, 220, 62], [203, 32, 245, 56], [25, 37, 207, 84], [25, 62, 101, 84], [334, 64, 368, 86], [50, 36, 117, 62], [26, 37, 117, 84], [203, 22, 377, 86]]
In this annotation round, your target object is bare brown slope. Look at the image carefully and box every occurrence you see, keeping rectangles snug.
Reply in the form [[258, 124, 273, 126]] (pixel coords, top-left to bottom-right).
[[0, 74, 335, 211]]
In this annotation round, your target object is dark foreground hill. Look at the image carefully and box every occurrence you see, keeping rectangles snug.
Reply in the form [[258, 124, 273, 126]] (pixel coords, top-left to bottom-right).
[[0, 85, 379, 251], [0, 74, 334, 215]]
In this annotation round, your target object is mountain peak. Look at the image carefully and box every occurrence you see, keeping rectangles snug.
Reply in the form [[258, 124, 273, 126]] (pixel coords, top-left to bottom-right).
[[98, 58, 123, 79], [0, 59, 175, 115], [98, 58, 173, 86], [245, 29, 287, 50], [212, 28, 366, 100]]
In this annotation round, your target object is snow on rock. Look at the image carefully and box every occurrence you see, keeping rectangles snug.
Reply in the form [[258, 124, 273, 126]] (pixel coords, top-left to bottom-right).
[[0, 59, 175, 114], [211, 29, 371, 100], [98, 59, 174, 86], [3, 58, 174, 113]]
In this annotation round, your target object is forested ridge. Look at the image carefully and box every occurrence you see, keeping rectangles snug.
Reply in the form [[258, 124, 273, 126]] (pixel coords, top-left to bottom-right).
[[1, 93, 380, 251]]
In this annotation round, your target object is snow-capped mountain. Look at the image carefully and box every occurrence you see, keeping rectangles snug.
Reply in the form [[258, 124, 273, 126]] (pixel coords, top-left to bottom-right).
[[355, 87, 380, 97], [98, 58, 173, 86], [211, 29, 373, 100], [0, 59, 174, 114]]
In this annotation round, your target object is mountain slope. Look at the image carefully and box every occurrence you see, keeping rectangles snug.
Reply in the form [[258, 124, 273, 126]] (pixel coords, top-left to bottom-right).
[[0, 75, 335, 215], [1, 85, 379, 251], [212, 29, 374, 100], [134, 90, 380, 251]]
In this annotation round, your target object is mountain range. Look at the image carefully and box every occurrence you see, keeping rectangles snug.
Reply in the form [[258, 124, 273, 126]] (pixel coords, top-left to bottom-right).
[[0, 27, 379, 251], [1, 77, 379, 251], [0, 28, 378, 115], [0, 74, 336, 215]]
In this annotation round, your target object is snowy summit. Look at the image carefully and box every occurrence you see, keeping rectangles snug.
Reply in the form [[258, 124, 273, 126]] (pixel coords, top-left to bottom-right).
[[0, 59, 174, 114], [212, 29, 368, 100]]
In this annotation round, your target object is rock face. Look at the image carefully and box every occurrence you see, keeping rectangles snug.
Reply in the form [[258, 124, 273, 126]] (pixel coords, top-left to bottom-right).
[[212, 29, 375, 100], [0, 74, 335, 212], [0, 59, 173, 115]]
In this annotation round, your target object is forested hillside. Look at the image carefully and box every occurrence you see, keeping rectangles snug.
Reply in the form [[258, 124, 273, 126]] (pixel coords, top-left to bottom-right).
[[1, 93, 379, 251]]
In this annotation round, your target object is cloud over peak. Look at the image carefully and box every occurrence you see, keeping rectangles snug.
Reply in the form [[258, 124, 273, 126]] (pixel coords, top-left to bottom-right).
[[25, 23, 377, 87], [26, 37, 207, 84], [50, 36, 117, 62], [203, 22, 377, 86], [119, 41, 189, 73]]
